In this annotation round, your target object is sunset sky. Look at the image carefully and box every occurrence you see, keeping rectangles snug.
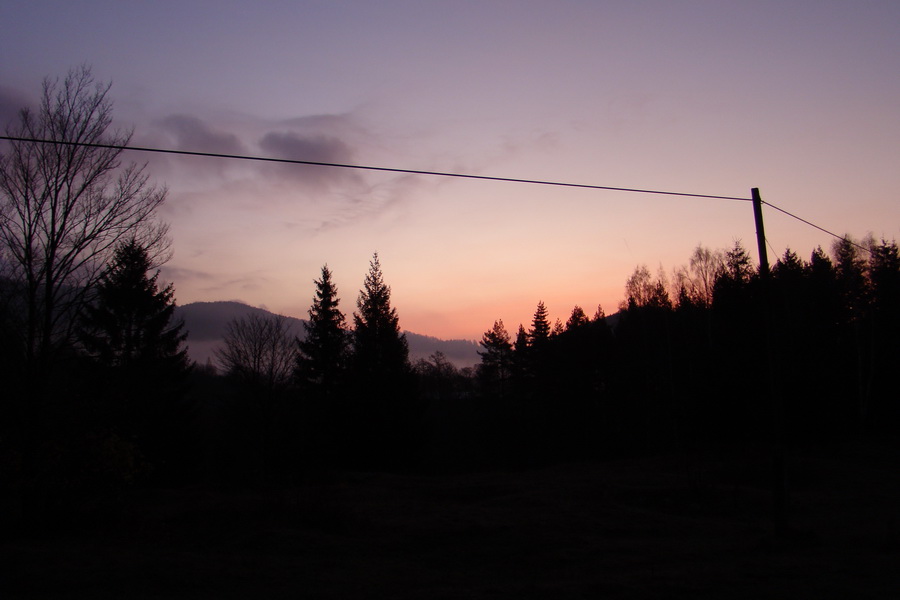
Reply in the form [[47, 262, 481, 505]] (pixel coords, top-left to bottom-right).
[[2, 1, 898, 340]]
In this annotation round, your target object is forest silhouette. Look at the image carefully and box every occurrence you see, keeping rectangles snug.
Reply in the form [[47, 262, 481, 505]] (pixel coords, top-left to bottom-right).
[[2, 68, 899, 598]]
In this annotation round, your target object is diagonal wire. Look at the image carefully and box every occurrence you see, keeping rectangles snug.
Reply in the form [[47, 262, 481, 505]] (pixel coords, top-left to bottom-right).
[[765, 237, 779, 260], [762, 200, 872, 254], [0, 135, 753, 202], [2, 135, 875, 253]]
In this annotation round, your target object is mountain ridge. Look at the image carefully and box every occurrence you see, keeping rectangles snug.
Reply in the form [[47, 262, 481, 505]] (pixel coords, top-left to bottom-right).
[[174, 301, 481, 369]]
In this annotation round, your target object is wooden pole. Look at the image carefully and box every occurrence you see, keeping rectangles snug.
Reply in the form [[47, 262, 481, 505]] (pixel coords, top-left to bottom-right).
[[752, 189, 769, 278], [752, 188, 788, 536]]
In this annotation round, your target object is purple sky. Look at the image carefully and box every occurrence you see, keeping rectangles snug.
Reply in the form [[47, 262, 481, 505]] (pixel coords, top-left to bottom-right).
[[2, 1, 898, 339]]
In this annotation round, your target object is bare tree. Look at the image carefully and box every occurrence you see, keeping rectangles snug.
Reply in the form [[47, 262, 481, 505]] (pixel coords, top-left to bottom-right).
[[216, 313, 297, 391], [673, 244, 724, 307], [0, 66, 168, 372], [622, 264, 671, 309]]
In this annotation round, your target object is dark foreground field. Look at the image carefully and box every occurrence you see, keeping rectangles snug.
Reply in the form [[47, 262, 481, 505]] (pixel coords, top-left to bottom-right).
[[2, 441, 898, 599]]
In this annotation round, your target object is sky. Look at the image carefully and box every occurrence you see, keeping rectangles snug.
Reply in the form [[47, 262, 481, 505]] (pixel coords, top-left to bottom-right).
[[2, 0, 898, 340]]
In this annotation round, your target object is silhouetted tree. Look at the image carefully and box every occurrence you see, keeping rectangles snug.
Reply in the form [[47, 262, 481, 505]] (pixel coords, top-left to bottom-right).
[[414, 351, 463, 403], [78, 239, 188, 373], [565, 306, 589, 331], [352, 253, 411, 385], [513, 324, 529, 356], [623, 265, 671, 309], [77, 238, 191, 482], [216, 313, 296, 392], [350, 253, 415, 466], [524, 301, 554, 400], [296, 265, 349, 397], [0, 66, 168, 378], [623, 265, 653, 309], [718, 241, 755, 289], [552, 304, 616, 456], [833, 236, 871, 319], [869, 239, 900, 312], [616, 265, 678, 452], [831, 236, 874, 427], [551, 318, 565, 337], [864, 239, 900, 430], [477, 319, 513, 398], [509, 324, 531, 400], [215, 312, 298, 481], [708, 241, 763, 443], [529, 301, 552, 350], [674, 244, 724, 308]]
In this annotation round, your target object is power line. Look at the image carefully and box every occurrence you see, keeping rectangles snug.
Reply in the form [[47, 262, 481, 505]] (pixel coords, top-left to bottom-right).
[[761, 200, 872, 254], [765, 237, 779, 260], [1, 135, 872, 252], [0, 135, 752, 202]]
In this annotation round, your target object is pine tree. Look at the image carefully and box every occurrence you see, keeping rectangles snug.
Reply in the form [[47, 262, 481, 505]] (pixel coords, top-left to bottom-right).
[[529, 301, 551, 349], [832, 236, 869, 319], [349, 253, 414, 466], [565, 306, 589, 331], [477, 319, 513, 396], [869, 239, 900, 316], [552, 319, 565, 337], [79, 239, 188, 374], [509, 323, 531, 400], [713, 241, 756, 310], [867, 239, 900, 429], [514, 324, 529, 355], [723, 241, 755, 285], [352, 253, 410, 386], [77, 238, 190, 482], [297, 265, 349, 396]]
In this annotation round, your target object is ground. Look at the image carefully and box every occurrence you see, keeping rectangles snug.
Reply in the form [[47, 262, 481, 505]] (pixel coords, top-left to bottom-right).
[[2, 440, 898, 598]]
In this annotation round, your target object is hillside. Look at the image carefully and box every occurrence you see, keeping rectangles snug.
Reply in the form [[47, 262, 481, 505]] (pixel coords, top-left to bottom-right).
[[174, 301, 480, 369]]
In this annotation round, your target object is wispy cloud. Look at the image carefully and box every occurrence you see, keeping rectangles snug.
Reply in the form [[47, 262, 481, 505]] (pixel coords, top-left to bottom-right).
[[159, 114, 246, 155], [160, 265, 215, 284], [312, 173, 423, 233], [135, 113, 247, 178], [201, 273, 270, 294], [257, 130, 361, 189]]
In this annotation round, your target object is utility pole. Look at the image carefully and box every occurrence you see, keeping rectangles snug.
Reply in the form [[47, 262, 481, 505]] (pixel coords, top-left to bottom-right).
[[752, 187, 788, 536]]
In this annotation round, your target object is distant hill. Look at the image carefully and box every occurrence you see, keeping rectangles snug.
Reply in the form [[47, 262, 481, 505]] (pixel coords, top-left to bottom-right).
[[174, 301, 480, 369]]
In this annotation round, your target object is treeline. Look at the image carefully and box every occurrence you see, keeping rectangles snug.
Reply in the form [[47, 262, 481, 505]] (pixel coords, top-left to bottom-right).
[[186, 237, 900, 485], [4, 232, 897, 510], [409, 237, 899, 469], [469, 238, 900, 465]]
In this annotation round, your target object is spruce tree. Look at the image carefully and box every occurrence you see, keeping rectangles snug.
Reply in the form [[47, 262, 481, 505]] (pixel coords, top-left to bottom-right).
[[352, 253, 410, 386], [77, 238, 190, 482], [565, 306, 589, 331], [869, 239, 900, 318], [508, 324, 531, 401], [79, 239, 188, 374], [477, 319, 513, 396], [297, 265, 349, 396], [867, 239, 900, 429], [833, 236, 869, 319], [350, 253, 414, 466], [721, 242, 755, 287], [529, 301, 551, 349], [512, 324, 530, 369]]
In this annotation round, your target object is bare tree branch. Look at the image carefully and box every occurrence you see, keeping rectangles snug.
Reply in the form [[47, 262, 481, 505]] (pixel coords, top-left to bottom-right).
[[0, 65, 169, 372]]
